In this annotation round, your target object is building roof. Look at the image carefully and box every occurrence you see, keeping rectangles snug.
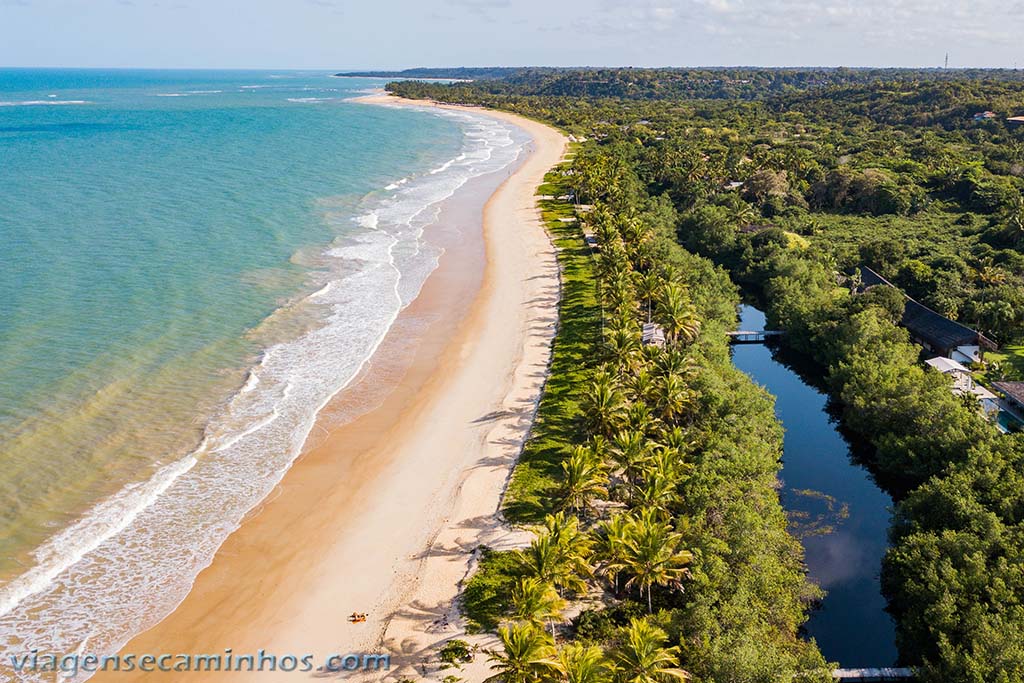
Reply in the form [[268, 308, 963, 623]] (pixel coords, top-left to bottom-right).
[[903, 300, 981, 351], [995, 381, 1024, 405], [970, 384, 997, 402], [1008, 116, 1024, 123], [926, 356, 970, 374], [641, 322, 666, 346], [861, 267, 985, 352]]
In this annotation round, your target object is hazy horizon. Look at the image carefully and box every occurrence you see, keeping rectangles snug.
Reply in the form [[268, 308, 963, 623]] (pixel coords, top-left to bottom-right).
[[2, 0, 1023, 71], [3, 64, 1023, 73]]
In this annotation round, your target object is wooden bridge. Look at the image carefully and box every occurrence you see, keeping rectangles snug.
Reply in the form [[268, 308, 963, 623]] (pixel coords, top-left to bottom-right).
[[727, 329, 784, 344], [832, 668, 914, 682]]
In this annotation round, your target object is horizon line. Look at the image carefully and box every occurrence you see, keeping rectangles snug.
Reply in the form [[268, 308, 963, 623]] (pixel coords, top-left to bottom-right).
[[2, 64, 1023, 72]]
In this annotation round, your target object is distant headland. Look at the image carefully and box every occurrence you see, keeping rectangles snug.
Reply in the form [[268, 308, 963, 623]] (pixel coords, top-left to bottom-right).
[[334, 67, 526, 80]]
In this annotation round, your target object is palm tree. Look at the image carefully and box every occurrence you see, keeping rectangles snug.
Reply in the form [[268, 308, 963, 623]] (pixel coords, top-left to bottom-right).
[[596, 241, 631, 282], [511, 577, 566, 638], [560, 445, 609, 515], [522, 516, 592, 596], [592, 209, 620, 245], [609, 430, 654, 490], [654, 373, 694, 426], [609, 509, 693, 613], [543, 512, 594, 594], [658, 426, 694, 460], [656, 284, 701, 345], [580, 374, 628, 437], [606, 326, 641, 371], [627, 370, 657, 406], [977, 258, 1010, 286], [631, 469, 680, 516], [521, 533, 564, 586], [588, 434, 611, 462], [625, 402, 659, 435], [592, 513, 632, 597], [634, 271, 662, 324], [555, 643, 611, 683], [1000, 194, 1024, 247], [610, 619, 690, 683], [630, 240, 658, 274], [485, 622, 560, 683], [728, 200, 758, 227], [619, 213, 652, 246], [653, 348, 694, 380], [607, 272, 638, 315], [630, 270, 663, 325]]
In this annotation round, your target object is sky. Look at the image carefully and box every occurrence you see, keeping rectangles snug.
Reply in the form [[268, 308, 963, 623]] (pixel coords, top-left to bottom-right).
[[2, 0, 1024, 70]]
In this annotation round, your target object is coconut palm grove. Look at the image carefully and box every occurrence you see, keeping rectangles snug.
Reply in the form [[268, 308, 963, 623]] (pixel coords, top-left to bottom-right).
[[381, 67, 1024, 683]]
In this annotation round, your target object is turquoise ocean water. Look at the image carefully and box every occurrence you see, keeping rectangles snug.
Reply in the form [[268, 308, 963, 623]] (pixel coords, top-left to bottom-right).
[[0, 69, 525, 674]]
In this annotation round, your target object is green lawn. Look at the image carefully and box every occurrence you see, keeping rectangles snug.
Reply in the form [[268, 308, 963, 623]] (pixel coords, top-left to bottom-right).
[[459, 546, 527, 633], [501, 167, 602, 525], [461, 165, 602, 635], [978, 344, 1024, 383]]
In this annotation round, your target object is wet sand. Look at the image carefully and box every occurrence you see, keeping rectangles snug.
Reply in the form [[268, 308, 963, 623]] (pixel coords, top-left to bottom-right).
[[91, 95, 567, 682]]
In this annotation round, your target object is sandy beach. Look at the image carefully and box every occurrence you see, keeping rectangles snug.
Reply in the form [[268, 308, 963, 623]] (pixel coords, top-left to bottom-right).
[[90, 95, 566, 682]]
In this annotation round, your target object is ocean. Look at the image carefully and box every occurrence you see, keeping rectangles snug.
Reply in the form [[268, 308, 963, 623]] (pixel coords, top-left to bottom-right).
[[0, 69, 526, 674]]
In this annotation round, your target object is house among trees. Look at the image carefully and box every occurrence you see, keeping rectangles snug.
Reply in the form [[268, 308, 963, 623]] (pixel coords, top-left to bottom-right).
[[994, 381, 1024, 414], [992, 381, 1024, 433], [973, 111, 997, 121], [926, 356, 974, 390], [641, 322, 666, 348], [860, 266, 996, 362], [926, 356, 999, 414]]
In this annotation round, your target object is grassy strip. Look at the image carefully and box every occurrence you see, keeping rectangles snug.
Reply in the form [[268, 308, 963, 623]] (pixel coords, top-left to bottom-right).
[[460, 547, 528, 634], [501, 166, 602, 525], [462, 165, 601, 633]]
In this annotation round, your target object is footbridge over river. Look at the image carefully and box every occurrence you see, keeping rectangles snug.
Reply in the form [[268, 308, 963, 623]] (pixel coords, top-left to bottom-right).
[[727, 329, 784, 344], [831, 669, 914, 681]]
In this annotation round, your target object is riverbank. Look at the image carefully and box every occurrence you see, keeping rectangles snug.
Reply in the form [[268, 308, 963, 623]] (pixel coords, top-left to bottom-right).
[[91, 96, 567, 682], [732, 305, 897, 667]]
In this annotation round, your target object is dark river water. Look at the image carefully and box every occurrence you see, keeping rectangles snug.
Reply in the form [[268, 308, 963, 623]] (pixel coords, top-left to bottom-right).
[[731, 305, 898, 668]]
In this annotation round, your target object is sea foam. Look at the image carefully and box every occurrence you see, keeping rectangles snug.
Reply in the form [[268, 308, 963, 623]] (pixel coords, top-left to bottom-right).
[[0, 103, 526, 682], [0, 100, 91, 107]]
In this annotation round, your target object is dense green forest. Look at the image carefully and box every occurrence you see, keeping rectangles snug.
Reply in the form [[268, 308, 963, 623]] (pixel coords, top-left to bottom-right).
[[458, 160, 831, 683], [373, 66, 1024, 101], [334, 66, 527, 80], [394, 71, 1024, 346], [388, 70, 1024, 682]]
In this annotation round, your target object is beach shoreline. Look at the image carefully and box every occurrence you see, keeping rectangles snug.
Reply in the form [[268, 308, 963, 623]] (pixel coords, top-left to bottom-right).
[[89, 94, 567, 682]]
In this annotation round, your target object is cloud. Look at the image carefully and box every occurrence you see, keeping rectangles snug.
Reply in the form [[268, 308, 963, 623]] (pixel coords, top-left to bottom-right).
[[446, 0, 511, 21], [579, 0, 688, 35], [573, 0, 1024, 56], [448, 0, 511, 6]]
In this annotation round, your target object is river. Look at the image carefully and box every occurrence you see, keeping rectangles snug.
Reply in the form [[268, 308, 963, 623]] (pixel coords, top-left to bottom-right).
[[731, 305, 898, 668]]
